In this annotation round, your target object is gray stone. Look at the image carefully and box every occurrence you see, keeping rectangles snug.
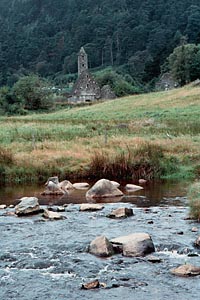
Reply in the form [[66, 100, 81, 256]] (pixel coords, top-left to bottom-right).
[[138, 179, 147, 184], [41, 179, 66, 195], [86, 179, 123, 199], [45, 176, 59, 185], [89, 235, 114, 257], [111, 233, 155, 257], [101, 85, 116, 100], [79, 204, 104, 211], [107, 207, 134, 218], [58, 180, 74, 191], [125, 184, 143, 191], [43, 209, 65, 220], [0, 204, 7, 209], [110, 181, 120, 188], [15, 197, 41, 216], [73, 182, 90, 189], [171, 264, 200, 277], [194, 236, 200, 248]]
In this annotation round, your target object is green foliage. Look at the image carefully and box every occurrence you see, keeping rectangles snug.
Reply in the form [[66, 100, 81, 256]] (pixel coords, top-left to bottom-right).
[[12, 75, 53, 111], [187, 182, 200, 221], [95, 69, 141, 96], [168, 44, 200, 85], [1, 1, 200, 88]]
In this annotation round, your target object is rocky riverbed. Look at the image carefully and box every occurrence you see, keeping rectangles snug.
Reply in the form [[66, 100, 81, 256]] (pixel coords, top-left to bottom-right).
[[1, 198, 200, 300]]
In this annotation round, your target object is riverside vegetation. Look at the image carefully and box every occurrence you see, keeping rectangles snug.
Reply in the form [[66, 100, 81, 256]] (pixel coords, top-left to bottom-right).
[[0, 83, 200, 184]]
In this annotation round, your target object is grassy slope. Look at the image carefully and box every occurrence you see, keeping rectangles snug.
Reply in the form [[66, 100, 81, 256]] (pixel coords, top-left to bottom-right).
[[0, 84, 200, 182]]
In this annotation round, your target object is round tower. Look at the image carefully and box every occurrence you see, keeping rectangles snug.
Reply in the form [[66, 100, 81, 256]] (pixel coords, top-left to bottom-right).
[[78, 47, 88, 76]]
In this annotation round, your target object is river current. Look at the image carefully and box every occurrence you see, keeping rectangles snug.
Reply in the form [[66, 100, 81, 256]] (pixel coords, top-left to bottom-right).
[[1, 180, 200, 299]]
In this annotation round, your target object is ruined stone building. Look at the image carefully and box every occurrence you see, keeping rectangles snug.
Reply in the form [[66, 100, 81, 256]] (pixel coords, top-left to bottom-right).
[[69, 47, 115, 103]]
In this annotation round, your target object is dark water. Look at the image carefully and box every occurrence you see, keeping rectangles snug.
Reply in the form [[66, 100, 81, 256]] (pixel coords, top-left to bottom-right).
[[1, 180, 200, 300], [0, 180, 190, 207]]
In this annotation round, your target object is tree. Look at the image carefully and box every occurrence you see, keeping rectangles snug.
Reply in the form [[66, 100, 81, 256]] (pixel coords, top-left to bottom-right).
[[12, 75, 53, 110], [168, 44, 200, 85]]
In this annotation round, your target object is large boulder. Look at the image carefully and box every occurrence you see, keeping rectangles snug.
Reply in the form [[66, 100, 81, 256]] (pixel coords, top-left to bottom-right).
[[110, 181, 120, 188], [79, 204, 104, 211], [110, 233, 155, 257], [107, 207, 134, 218], [15, 197, 41, 216], [171, 264, 200, 277], [88, 235, 114, 257], [86, 179, 123, 199]]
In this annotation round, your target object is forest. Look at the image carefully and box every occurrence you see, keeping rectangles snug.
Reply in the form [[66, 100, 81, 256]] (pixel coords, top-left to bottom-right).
[[1, 0, 200, 89]]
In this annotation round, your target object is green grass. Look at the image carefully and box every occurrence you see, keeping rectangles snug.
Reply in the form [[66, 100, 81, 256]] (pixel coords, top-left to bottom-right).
[[0, 84, 200, 183], [187, 182, 200, 221]]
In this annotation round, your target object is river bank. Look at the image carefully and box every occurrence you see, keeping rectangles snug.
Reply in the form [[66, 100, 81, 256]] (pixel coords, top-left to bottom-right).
[[0, 84, 200, 183]]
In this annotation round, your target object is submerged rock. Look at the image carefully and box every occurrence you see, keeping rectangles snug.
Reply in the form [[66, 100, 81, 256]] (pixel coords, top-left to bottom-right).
[[89, 235, 114, 257], [171, 264, 200, 277], [125, 184, 143, 191], [111, 233, 155, 257], [107, 207, 134, 218], [15, 197, 41, 216], [73, 182, 90, 189], [79, 204, 104, 211], [43, 209, 65, 220], [86, 179, 123, 199]]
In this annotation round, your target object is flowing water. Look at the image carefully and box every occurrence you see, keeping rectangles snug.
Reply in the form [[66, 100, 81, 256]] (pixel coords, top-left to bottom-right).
[[0, 180, 200, 299]]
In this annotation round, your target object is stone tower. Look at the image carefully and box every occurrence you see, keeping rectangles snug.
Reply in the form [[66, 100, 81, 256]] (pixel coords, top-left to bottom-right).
[[78, 47, 88, 76]]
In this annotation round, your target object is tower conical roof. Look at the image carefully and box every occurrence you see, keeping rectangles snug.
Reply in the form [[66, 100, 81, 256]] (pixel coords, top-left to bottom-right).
[[79, 47, 86, 55]]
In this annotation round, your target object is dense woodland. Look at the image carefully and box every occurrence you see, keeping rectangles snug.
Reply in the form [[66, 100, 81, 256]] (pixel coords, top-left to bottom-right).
[[1, 0, 200, 90]]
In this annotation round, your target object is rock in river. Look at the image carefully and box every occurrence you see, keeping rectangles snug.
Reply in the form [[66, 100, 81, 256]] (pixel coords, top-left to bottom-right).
[[107, 207, 134, 218], [43, 209, 66, 220], [171, 264, 200, 277], [111, 233, 155, 257], [86, 179, 123, 199], [81, 279, 100, 290], [73, 182, 90, 189], [0, 204, 7, 209], [15, 197, 41, 216], [194, 236, 200, 248], [125, 184, 143, 191], [89, 235, 114, 257], [58, 180, 75, 191], [79, 204, 104, 211]]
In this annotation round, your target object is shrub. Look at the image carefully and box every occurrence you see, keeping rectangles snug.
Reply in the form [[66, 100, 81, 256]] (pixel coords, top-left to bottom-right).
[[87, 143, 179, 180], [187, 182, 200, 221]]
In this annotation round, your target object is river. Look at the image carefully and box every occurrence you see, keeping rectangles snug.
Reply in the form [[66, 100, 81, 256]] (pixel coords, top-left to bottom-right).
[[0, 180, 200, 299]]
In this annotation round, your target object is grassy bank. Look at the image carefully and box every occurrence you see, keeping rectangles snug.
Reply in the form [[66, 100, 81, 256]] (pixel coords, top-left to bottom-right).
[[0, 84, 200, 183]]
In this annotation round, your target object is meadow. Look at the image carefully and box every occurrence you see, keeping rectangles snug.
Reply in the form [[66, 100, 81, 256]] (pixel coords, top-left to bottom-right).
[[0, 83, 200, 183]]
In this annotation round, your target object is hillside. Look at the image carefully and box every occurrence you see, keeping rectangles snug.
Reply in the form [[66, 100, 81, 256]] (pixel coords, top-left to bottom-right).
[[1, 0, 200, 86], [0, 84, 200, 183]]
